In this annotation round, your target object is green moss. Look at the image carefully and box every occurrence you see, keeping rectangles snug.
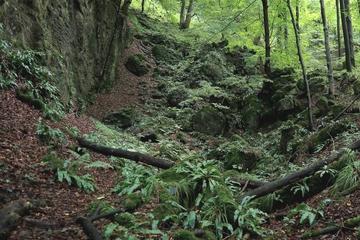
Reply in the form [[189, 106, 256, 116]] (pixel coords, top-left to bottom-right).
[[152, 44, 180, 63], [125, 54, 149, 76], [115, 212, 136, 227], [124, 193, 143, 211], [173, 230, 198, 240], [191, 106, 227, 136], [224, 147, 261, 171]]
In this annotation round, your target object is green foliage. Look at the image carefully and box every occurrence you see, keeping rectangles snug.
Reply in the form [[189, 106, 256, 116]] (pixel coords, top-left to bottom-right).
[[331, 149, 360, 195], [233, 196, 268, 239], [42, 152, 97, 192], [0, 36, 64, 117], [286, 203, 325, 226], [36, 120, 65, 145], [291, 179, 310, 197]]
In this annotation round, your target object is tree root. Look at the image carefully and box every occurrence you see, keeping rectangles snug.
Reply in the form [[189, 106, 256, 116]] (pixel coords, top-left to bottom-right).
[[76, 208, 124, 240], [302, 215, 360, 239]]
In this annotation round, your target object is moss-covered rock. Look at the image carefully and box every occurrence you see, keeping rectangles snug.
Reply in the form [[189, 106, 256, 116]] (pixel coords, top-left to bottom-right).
[[298, 120, 350, 154], [224, 147, 261, 171], [191, 106, 227, 136], [125, 54, 149, 76], [103, 108, 137, 129], [123, 193, 143, 211], [114, 212, 136, 227], [173, 230, 198, 240], [152, 44, 181, 63], [166, 86, 189, 107], [0, 0, 131, 102]]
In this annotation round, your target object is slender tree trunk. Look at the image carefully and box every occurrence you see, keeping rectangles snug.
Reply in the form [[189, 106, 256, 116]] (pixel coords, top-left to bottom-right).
[[141, 0, 145, 13], [179, 0, 186, 28], [336, 0, 342, 58], [181, 0, 195, 29], [287, 0, 314, 131], [357, 0, 360, 16], [320, 0, 335, 96], [296, 0, 300, 33], [344, 0, 355, 67], [340, 0, 352, 71], [262, 0, 271, 75]]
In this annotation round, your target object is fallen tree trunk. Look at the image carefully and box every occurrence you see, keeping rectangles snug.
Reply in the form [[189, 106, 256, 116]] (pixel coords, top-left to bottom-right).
[[239, 139, 360, 201], [302, 215, 360, 239], [77, 138, 175, 169], [0, 200, 32, 239]]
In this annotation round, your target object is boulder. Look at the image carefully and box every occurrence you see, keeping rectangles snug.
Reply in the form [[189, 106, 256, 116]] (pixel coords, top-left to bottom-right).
[[191, 106, 227, 136], [166, 86, 189, 107], [125, 54, 149, 76], [223, 147, 261, 171], [103, 108, 136, 129]]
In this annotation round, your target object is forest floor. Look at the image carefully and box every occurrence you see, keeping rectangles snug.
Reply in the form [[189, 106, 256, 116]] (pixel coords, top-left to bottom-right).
[[1, 11, 360, 240]]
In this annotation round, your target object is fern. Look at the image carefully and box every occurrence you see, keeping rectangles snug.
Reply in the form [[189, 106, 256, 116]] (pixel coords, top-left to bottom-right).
[[85, 161, 114, 170]]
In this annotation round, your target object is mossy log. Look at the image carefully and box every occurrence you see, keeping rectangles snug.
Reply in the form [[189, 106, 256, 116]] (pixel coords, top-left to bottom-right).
[[239, 139, 360, 202], [0, 199, 32, 239], [302, 215, 360, 239], [77, 138, 175, 169]]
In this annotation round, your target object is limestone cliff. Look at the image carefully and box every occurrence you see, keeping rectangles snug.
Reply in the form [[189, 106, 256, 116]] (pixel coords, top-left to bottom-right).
[[0, 0, 131, 102]]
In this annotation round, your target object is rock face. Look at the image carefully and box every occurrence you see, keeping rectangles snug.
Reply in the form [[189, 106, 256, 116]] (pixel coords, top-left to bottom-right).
[[0, 0, 131, 102], [191, 106, 227, 136]]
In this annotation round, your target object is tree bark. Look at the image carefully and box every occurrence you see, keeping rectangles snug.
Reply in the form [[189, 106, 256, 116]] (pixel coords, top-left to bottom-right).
[[336, 0, 342, 58], [179, 0, 186, 27], [181, 0, 195, 29], [287, 0, 314, 131], [238, 139, 360, 201], [77, 138, 175, 169], [141, 0, 145, 13], [340, 0, 352, 71], [320, 0, 335, 96], [295, 0, 300, 33], [262, 0, 271, 75], [302, 215, 360, 239], [344, 0, 355, 67]]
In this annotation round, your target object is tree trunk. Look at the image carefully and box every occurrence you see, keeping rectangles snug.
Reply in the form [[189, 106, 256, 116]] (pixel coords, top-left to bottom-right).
[[340, 0, 352, 71], [336, 0, 342, 58], [262, 0, 271, 75], [320, 0, 335, 96], [141, 0, 145, 13], [344, 0, 355, 67], [181, 0, 195, 29], [287, 0, 314, 131], [179, 0, 186, 28], [77, 138, 175, 169], [238, 139, 360, 201], [358, 0, 360, 16], [296, 0, 300, 33]]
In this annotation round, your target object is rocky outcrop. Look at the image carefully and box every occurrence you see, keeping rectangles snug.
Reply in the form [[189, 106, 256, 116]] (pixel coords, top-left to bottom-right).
[[0, 0, 131, 102]]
